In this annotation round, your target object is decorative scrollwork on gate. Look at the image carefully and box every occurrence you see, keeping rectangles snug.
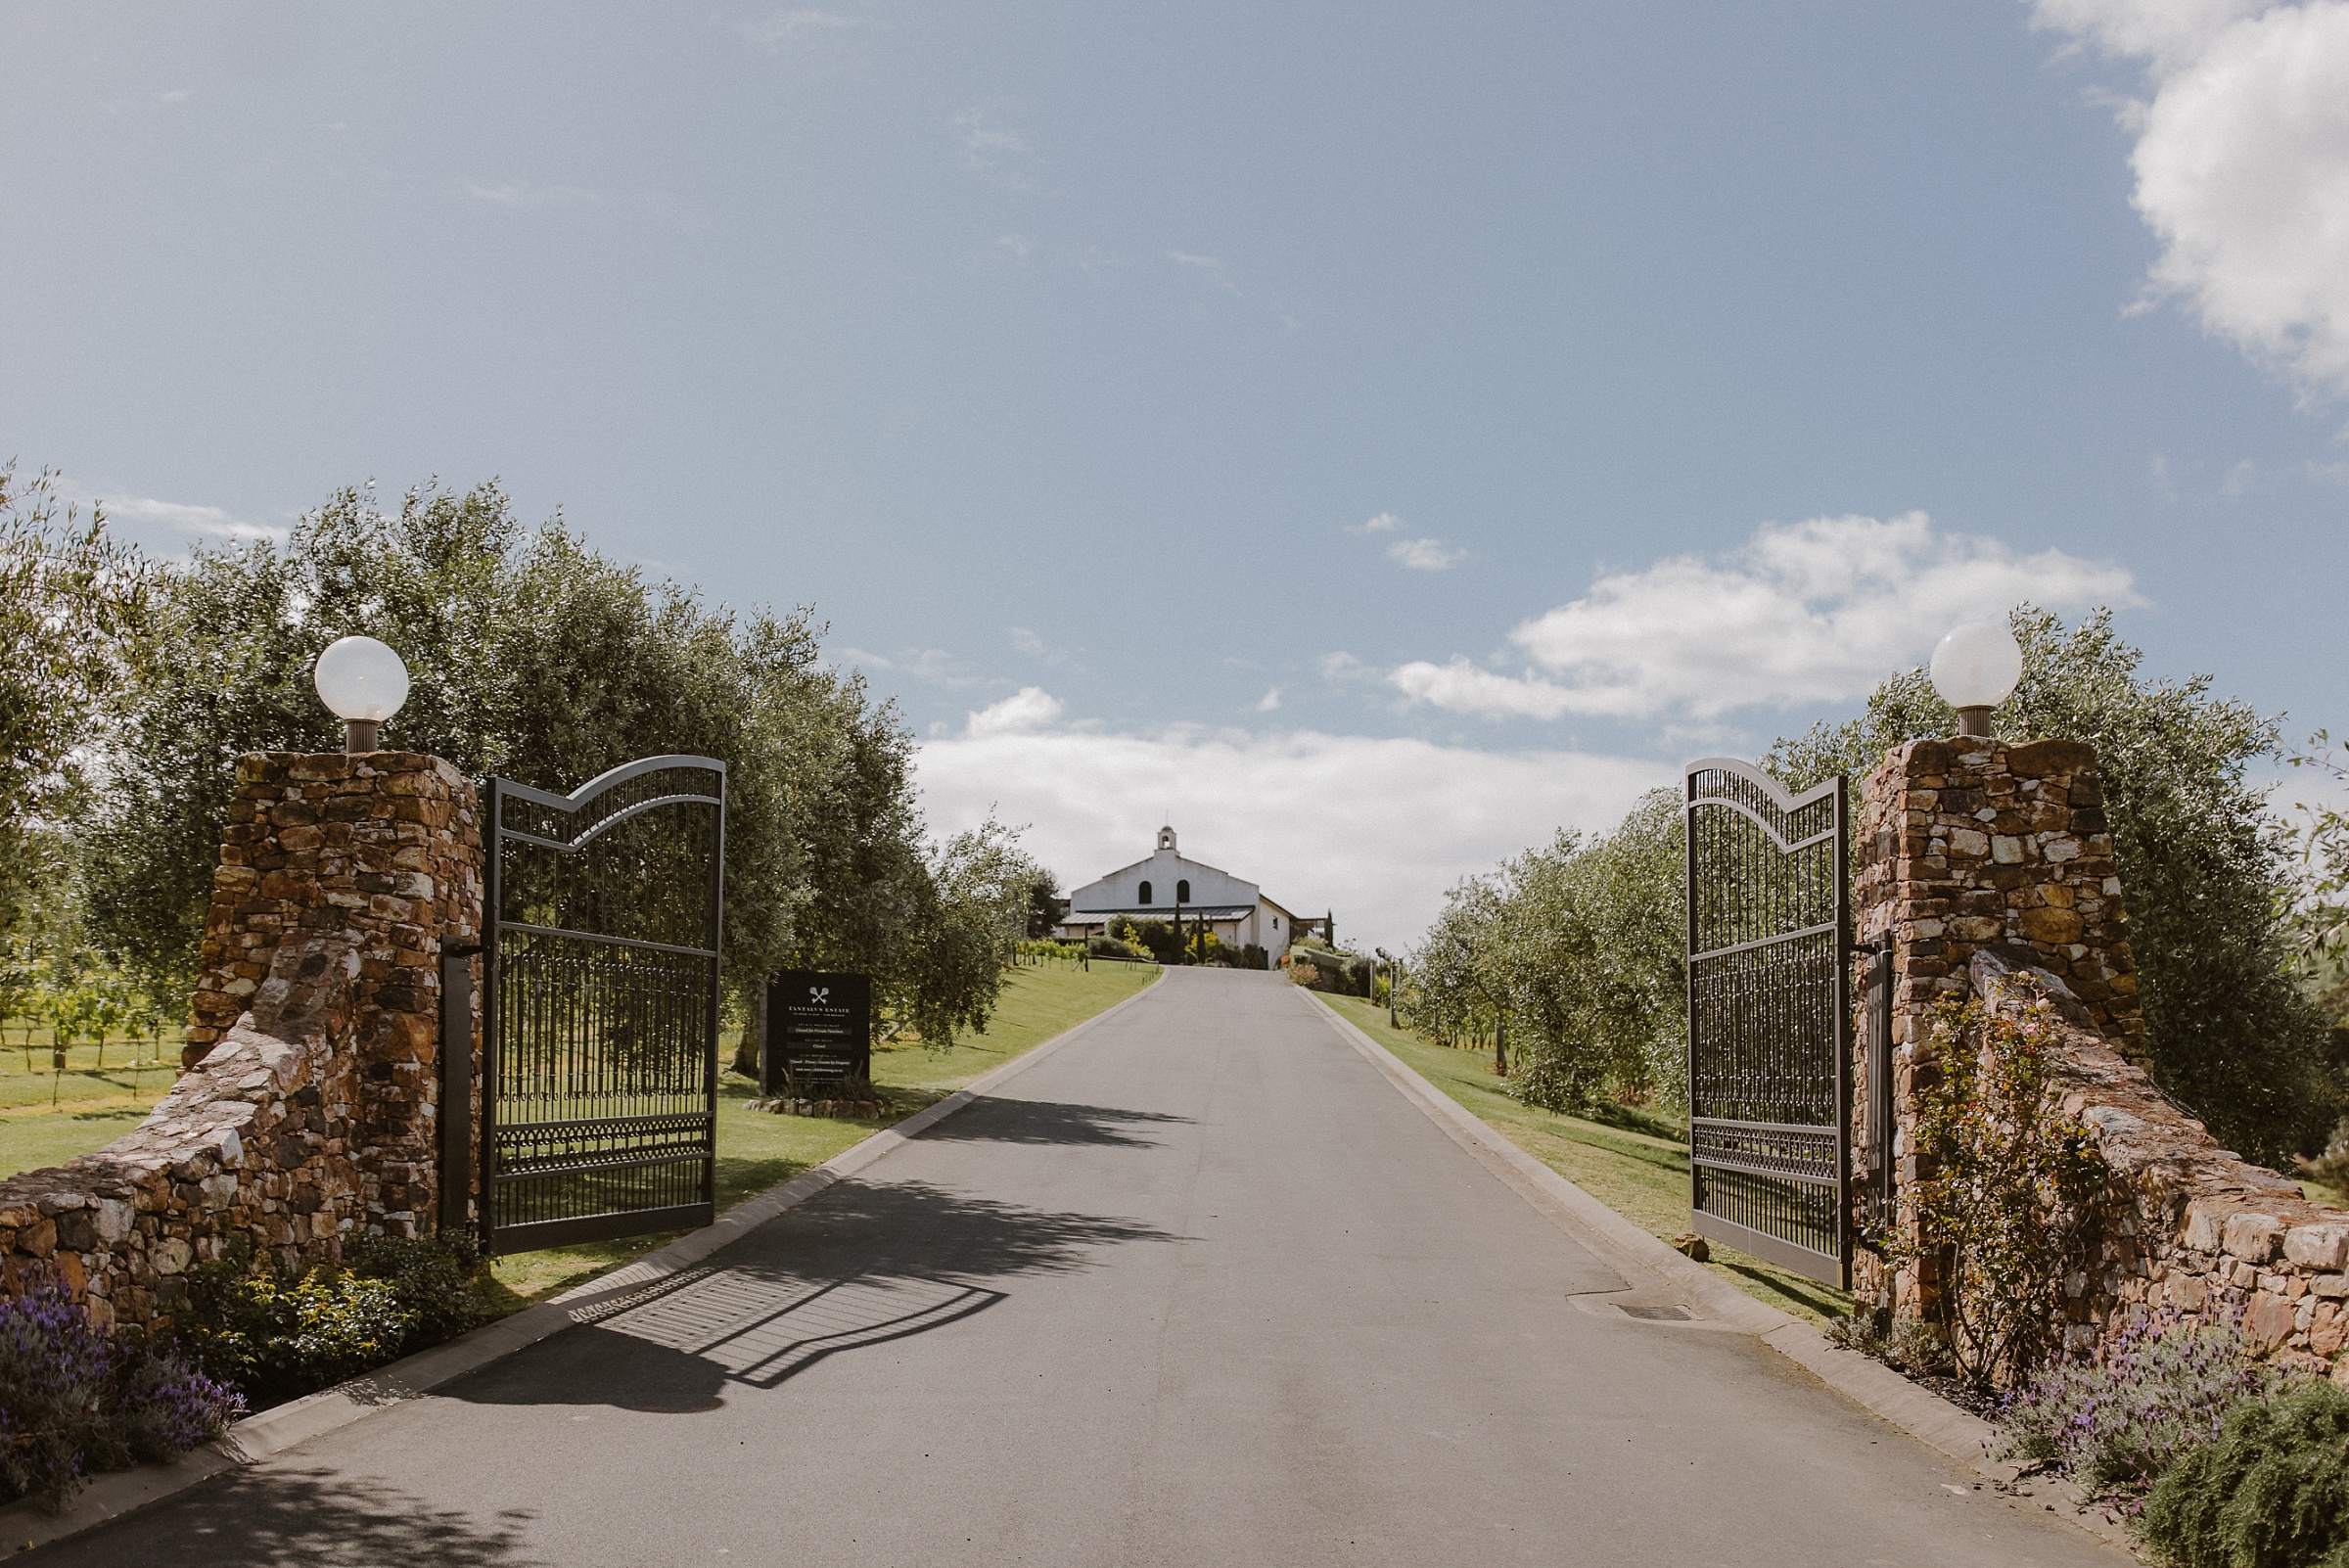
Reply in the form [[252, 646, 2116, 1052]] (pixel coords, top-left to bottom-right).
[[481, 755, 726, 1255], [1684, 758, 1851, 1289]]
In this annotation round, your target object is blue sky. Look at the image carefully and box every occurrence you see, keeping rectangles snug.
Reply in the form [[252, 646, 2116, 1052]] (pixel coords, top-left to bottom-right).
[[6, 2, 2345, 946]]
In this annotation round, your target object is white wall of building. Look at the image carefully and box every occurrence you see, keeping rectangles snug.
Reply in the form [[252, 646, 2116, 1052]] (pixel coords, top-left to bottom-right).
[[1060, 828, 1301, 951]]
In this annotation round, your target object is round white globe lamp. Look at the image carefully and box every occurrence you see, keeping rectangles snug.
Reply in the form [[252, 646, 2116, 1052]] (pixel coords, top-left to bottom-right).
[[1929, 620, 2022, 739], [312, 635, 410, 754]]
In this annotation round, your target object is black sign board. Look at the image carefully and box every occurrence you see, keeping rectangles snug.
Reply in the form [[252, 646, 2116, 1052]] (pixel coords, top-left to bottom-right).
[[763, 971, 872, 1096]]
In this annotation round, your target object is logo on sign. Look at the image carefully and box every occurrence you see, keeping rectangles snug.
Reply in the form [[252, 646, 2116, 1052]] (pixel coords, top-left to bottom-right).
[[810, 987, 830, 1003]]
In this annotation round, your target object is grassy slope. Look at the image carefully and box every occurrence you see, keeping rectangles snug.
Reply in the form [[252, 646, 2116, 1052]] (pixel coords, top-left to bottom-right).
[[1317, 992, 1851, 1327]]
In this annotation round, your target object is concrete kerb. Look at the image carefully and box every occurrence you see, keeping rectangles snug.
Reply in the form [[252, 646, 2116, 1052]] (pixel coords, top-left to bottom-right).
[[1305, 992, 2139, 1557], [5, 966, 1168, 1554]]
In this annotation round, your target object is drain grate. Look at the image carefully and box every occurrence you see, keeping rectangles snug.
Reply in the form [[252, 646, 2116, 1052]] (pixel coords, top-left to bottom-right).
[[1618, 1304, 1692, 1321]]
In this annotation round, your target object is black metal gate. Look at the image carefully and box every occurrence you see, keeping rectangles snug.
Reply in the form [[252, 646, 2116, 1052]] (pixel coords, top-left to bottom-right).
[[1683, 758, 1851, 1289], [480, 755, 726, 1255]]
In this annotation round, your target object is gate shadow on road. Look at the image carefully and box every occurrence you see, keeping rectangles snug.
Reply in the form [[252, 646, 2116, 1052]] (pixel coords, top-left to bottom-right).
[[446, 1177, 1186, 1411], [907, 1097, 1193, 1148], [46, 1467, 546, 1568]]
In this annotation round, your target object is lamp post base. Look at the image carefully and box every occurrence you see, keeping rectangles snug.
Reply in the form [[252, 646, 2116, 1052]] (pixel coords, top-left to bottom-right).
[[1955, 706, 1993, 738], [345, 719, 382, 754]]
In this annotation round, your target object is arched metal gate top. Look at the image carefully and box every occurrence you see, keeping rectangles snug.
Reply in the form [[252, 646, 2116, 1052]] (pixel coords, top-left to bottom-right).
[[1683, 759, 1852, 1290], [476, 756, 727, 1256]]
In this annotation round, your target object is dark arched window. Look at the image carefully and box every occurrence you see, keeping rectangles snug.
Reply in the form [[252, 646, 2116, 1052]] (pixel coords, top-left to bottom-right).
[[1138, 880, 1153, 905], [1176, 879, 1190, 903]]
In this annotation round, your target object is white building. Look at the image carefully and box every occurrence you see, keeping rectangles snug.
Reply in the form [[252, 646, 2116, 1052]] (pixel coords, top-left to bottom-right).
[[1055, 826, 1311, 953]]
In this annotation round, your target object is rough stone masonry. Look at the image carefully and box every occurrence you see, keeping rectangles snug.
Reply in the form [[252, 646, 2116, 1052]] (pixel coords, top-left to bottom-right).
[[1857, 736, 2349, 1379], [0, 751, 481, 1332]]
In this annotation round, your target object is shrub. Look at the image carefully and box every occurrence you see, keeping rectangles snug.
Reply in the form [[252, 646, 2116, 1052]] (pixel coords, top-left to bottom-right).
[[0, 1270, 242, 1511], [1286, 945, 1371, 996], [1875, 994, 2108, 1384], [171, 1232, 491, 1408], [2139, 1381, 2349, 1567], [1997, 1311, 2273, 1508], [1110, 916, 1183, 965], [1826, 1312, 1956, 1378], [1086, 932, 1150, 961], [343, 1230, 492, 1349]]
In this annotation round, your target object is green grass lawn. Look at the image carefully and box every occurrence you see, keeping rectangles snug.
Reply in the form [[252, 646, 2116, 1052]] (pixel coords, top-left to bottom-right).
[[0, 1029, 187, 1181], [1316, 992, 1852, 1327], [0, 1031, 183, 1115], [0, 964, 1158, 1308]]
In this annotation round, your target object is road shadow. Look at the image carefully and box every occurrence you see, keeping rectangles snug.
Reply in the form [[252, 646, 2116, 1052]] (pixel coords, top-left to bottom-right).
[[38, 1466, 543, 1568], [448, 1178, 1181, 1407], [745, 1176, 1183, 1279], [911, 1097, 1191, 1148]]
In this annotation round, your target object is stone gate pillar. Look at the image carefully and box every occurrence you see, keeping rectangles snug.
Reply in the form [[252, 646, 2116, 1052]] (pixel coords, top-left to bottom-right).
[[183, 751, 484, 1238], [1851, 736, 2145, 1312]]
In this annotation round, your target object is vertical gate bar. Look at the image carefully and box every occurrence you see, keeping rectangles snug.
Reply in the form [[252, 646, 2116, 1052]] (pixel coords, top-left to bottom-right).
[[438, 939, 478, 1235], [474, 779, 497, 1258], [1684, 765, 1702, 1227], [1869, 942, 1894, 1224], [705, 767, 726, 1213], [479, 776, 503, 1254], [1832, 772, 1854, 1292]]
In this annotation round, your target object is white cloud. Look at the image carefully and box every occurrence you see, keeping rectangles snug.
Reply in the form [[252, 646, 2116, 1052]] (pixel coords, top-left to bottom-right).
[[835, 644, 1001, 687], [464, 181, 606, 209], [741, 9, 859, 47], [2034, 0, 2270, 69], [62, 484, 284, 545], [1008, 625, 1082, 669], [1168, 251, 1240, 294], [1387, 536, 1466, 572], [2036, 0, 2349, 399], [904, 648, 988, 688], [1392, 511, 2137, 721], [963, 686, 1064, 737], [1316, 650, 1374, 684], [994, 234, 1033, 259], [1257, 686, 1281, 712], [1391, 660, 1579, 719], [1354, 511, 1404, 533], [952, 110, 1035, 187], [916, 711, 1668, 950]]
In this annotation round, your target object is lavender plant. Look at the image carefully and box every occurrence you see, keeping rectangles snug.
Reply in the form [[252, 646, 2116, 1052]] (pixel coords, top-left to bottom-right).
[[1996, 1310, 2273, 1509], [0, 1269, 242, 1511]]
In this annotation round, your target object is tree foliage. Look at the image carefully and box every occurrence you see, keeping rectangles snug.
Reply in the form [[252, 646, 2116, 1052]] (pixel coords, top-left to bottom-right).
[[73, 481, 1028, 1044], [2287, 734, 2349, 993], [0, 465, 149, 948], [1766, 607, 2335, 1164], [1404, 789, 1686, 1114]]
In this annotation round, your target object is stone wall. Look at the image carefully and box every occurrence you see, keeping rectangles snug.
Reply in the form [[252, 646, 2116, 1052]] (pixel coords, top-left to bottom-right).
[[1858, 735, 2349, 1381], [0, 752, 481, 1332]]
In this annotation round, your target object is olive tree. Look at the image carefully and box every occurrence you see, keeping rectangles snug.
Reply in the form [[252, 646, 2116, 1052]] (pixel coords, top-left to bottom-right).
[[78, 481, 1027, 1046], [0, 465, 148, 946], [1766, 607, 2335, 1165], [1403, 790, 1687, 1116]]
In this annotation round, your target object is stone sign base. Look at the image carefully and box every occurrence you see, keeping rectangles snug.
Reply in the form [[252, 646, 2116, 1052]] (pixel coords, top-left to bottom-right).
[[748, 1097, 891, 1120]]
